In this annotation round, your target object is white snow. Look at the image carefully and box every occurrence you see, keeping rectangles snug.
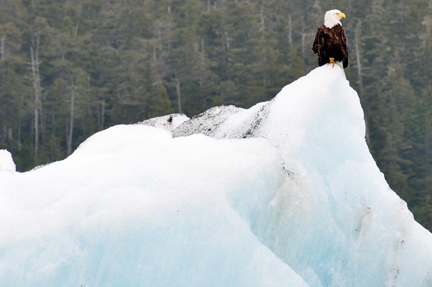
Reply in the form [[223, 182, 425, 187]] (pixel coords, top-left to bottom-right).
[[1, 65, 431, 287], [0, 149, 15, 172]]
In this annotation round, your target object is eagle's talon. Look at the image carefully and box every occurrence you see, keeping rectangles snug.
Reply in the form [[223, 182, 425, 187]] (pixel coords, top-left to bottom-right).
[[329, 57, 336, 67]]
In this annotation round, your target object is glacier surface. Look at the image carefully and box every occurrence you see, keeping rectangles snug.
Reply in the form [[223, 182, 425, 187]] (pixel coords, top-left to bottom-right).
[[1, 65, 431, 286]]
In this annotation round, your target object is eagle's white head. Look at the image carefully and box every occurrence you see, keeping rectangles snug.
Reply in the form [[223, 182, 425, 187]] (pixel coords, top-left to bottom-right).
[[324, 9, 346, 28]]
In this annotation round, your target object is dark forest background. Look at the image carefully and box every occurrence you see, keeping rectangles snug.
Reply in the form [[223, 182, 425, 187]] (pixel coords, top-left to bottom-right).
[[1, 0, 432, 231]]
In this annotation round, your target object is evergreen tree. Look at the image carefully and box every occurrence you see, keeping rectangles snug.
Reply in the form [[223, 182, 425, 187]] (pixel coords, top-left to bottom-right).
[[148, 81, 174, 118]]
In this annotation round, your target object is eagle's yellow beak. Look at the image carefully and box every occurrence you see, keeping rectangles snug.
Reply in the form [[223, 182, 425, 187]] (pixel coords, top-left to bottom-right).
[[338, 12, 346, 18]]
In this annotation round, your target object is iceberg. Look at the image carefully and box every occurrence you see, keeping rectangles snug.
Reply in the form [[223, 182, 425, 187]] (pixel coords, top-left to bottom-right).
[[0, 65, 431, 286], [0, 150, 16, 172]]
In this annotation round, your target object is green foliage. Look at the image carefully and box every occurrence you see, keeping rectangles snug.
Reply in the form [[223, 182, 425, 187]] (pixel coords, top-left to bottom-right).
[[148, 82, 173, 118], [0, 0, 431, 231]]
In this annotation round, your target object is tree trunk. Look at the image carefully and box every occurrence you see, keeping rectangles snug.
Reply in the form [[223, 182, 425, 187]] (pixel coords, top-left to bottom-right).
[[175, 77, 182, 114], [288, 14, 293, 60], [17, 94, 24, 151], [67, 76, 75, 155], [30, 45, 41, 162], [355, 23, 364, 97], [259, 5, 265, 36], [301, 32, 306, 67], [426, 113, 430, 191], [0, 36, 5, 60], [101, 97, 105, 130], [354, 22, 370, 143], [75, 4, 81, 36]]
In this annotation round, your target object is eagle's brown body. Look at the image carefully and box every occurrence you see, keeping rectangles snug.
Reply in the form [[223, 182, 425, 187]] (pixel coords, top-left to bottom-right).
[[312, 24, 348, 68]]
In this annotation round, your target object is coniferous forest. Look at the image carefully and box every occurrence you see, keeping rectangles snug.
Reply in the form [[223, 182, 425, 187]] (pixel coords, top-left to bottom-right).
[[0, 0, 432, 231]]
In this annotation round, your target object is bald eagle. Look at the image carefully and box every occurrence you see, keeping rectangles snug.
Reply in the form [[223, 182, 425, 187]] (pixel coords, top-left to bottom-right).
[[312, 9, 348, 69]]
